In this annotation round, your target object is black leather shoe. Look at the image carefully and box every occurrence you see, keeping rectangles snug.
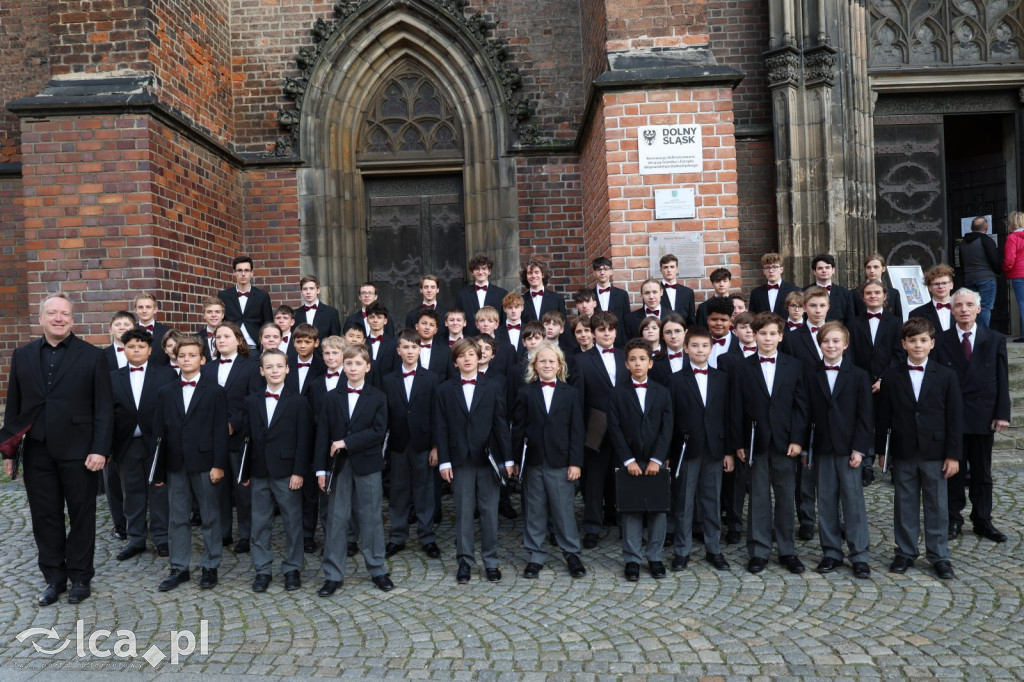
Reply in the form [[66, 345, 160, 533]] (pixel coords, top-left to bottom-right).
[[648, 561, 666, 578], [780, 555, 805, 574], [117, 544, 147, 561], [347, 542, 359, 557], [317, 579, 342, 597], [112, 525, 127, 541], [852, 562, 871, 579], [456, 561, 472, 584], [582, 533, 599, 549], [624, 562, 640, 581], [523, 562, 541, 579], [671, 554, 690, 571], [385, 542, 406, 558], [372, 574, 395, 592], [948, 521, 963, 540], [422, 542, 441, 558], [797, 524, 815, 541], [485, 567, 502, 583], [156, 543, 169, 557], [303, 539, 317, 554], [199, 568, 218, 589], [38, 583, 67, 606], [566, 554, 587, 578], [725, 530, 741, 545], [861, 466, 874, 487], [222, 536, 233, 547], [707, 553, 730, 571], [284, 570, 301, 591], [498, 500, 518, 520], [934, 560, 956, 580], [974, 523, 1007, 543], [68, 581, 91, 604], [747, 557, 766, 574], [189, 512, 202, 527], [159, 570, 190, 592], [889, 556, 913, 574], [252, 574, 272, 592], [234, 539, 250, 554], [816, 557, 841, 573]]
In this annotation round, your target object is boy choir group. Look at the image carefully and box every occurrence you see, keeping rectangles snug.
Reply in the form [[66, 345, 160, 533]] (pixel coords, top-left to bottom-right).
[[100, 249, 1009, 599]]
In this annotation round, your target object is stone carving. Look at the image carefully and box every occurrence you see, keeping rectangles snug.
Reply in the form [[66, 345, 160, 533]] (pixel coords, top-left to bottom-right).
[[804, 47, 837, 86], [766, 49, 802, 88]]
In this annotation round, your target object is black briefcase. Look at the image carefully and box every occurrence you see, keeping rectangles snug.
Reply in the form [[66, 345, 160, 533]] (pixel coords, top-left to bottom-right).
[[614, 467, 670, 513]]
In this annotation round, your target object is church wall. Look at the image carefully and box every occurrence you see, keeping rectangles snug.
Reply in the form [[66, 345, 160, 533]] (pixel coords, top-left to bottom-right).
[[242, 167, 302, 305], [0, 0, 50, 164]]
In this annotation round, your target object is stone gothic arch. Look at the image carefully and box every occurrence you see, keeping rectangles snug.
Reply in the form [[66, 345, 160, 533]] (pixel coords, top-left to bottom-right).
[[294, 1, 520, 310]]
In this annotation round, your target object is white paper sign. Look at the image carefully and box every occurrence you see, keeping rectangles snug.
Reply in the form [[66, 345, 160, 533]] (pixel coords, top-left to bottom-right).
[[649, 233, 704, 279], [888, 265, 926, 321], [637, 125, 703, 175], [960, 215, 993, 237], [654, 188, 696, 219]]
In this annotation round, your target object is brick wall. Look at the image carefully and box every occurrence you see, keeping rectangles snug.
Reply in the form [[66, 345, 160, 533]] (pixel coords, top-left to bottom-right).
[[0, 175, 28, 398], [241, 167, 302, 307], [48, 0, 153, 75], [605, 0, 709, 50], [580, 0, 608, 86], [736, 136, 777, 286], [581, 99, 610, 279], [0, 0, 51, 164], [706, 0, 771, 128]]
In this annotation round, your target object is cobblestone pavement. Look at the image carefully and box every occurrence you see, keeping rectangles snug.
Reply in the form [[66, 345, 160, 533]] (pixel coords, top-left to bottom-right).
[[1, 469, 1022, 681]]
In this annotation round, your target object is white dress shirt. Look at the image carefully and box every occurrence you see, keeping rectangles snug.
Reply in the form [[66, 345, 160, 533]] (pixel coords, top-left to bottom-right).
[[760, 353, 777, 395]]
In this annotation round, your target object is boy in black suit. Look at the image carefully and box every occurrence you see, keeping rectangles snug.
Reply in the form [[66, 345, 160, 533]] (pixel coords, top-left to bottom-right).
[[435, 338, 512, 584], [909, 263, 955, 333], [241, 349, 311, 593], [384, 330, 441, 559], [303, 335, 346, 553], [274, 305, 296, 354], [520, 258, 567, 326], [315, 344, 393, 594], [608, 338, 674, 580], [855, 253, 903, 320], [592, 256, 629, 346], [153, 336, 228, 591], [297, 275, 342, 341], [344, 282, 397, 339], [110, 328, 179, 560], [730, 312, 809, 575], [454, 253, 508, 336], [669, 327, 733, 572], [877, 318, 962, 579], [444, 309, 468, 347], [288, 323, 326, 396], [805, 254, 853, 325], [750, 252, 801, 316], [498, 292, 526, 353], [413, 309, 451, 380], [705, 296, 741, 369], [659, 254, 697, 327], [218, 255, 274, 350], [570, 315, 594, 355], [695, 267, 733, 328], [198, 297, 225, 362], [625, 278, 666, 340], [365, 302, 397, 388], [405, 274, 447, 330], [474, 306, 518, 380], [782, 285, 828, 370], [103, 311, 135, 540], [783, 291, 806, 332], [650, 313, 688, 386], [106, 310, 137, 371], [806, 322, 873, 578], [133, 292, 171, 366]]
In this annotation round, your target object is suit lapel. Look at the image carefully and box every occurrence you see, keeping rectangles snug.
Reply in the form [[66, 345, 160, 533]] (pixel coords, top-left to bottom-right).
[[831, 362, 850, 401], [48, 337, 85, 391], [267, 395, 282, 429], [184, 379, 206, 419], [119, 370, 138, 413]]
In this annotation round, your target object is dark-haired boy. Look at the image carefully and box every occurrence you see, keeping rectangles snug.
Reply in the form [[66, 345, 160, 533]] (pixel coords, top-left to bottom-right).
[[750, 253, 800, 316], [297, 275, 341, 341], [705, 297, 742, 370], [659, 254, 696, 327], [520, 259, 567, 326], [365, 302, 397, 388], [274, 305, 296, 355], [218, 255, 274, 349], [454, 254, 508, 336], [805, 254, 853, 325], [405, 275, 448, 330], [414, 309, 451, 379], [625, 279, 667, 340], [197, 297, 225, 362], [695, 268, 733, 328], [287, 323, 326, 396], [134, 292, 171, 366], [344, 282, 396, 339], [592, 257, 630, 346], [102, 311, 136, 540]]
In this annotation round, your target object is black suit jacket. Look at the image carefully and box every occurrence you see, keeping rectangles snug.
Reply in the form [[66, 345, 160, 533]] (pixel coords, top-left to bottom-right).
[[909, 301, 951, 333], [595, 286, 630, 347], [241, 390, 312, 479], [383, 367, 438, 453], [2, 334, 113, 460], [624, 306, 667, 340], [779, 324, 823, 371], [295, 302, 342, 341], [405, 303, 448, 332], [935, 326, 1010, 435], [110, 363, 180, 462], [419, 340, 452, 381], [313, 383, 388, 475], [650, 351, 687, 387], [152, 374, 228, 478], [728, 352, 809, 455], [520, 289, 567, 325], [285, 353, 327, 396], [669, 361, 728, 461], [218, 286, 273, 347], [434, 375, 510, 468], [194, 326, 217, 363], [853, 284, 903, 320], [660, 284, 696, 327], [576, 347, 631, 417], [495, 323, 525, 355], [343, 311, 397, 339], [453, 283, 508, 336], [749, 280, 801, 316], [367, 337, 398, 390], [805, 361, 873, 457], [804, 283, 854, 325], [849, 311, 904, 382], [135, 321, 172, 366], [104, 344, 124, 372], [511, 380, 584, 469], [307, 373, 341, 427], [875, 361, 963, 461], [202, 355, 254, 452], [607, 379, 673, 466]]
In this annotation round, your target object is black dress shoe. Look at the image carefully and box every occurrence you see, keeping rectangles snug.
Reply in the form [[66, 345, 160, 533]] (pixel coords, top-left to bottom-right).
[[566, 554, 587, 578], [797, 524, 815, 541], [485, 567, 502, 583], [159, 570, 191, 592], [649, 561, 666, 578], [422, 542, 441, 558], [68, 581, 91, 604], [157, 543, 169, 557], [934, 560, 956, 580], [523, 562, 541, 579], [385, 542, 406, 558], [284, 570, 301, 591], [747, 557, 766, 574], [948, 521, 963, 540], [38, 583, 67, 606], [199, 568, 218, 589], [372, 574, 395, 592], [725, 530, 741, 545], [252, 574, 272, 592], [582, 533, 599, 549], [117, 544, 147, 561], [234, 539, 250, 554], [852, 562, 871, 579], [318, 579, 342, 597], [304, 539, 317, 553], [456, 561, 472, 584], [624, 562, 640, 581], [222, 536, 233, 547], [780, 555, 805, 574], [671, 554, 690, 571], [861, 466, 874, 487], [706, 553, 730, 571], [974, 523, 1007, 543], [889, 556, 913, 574], [190, 512, 202, 527], [815, 557, 841, 574], [112, 525, 127, 541], [498, 500, 518, 520], [347, 542, 359, 557]]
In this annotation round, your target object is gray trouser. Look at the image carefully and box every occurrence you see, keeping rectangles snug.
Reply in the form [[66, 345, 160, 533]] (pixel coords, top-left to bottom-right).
[[621, 511, 666, 564], [523, 464, 582, 565], [251, 476, 304, 575], [119, 437, 168, 547], [747, 450, 798, 559], [168, 469, 222, 571], [453, 461, 500, 569], [322, 460, 386, 581], [893, 458, 949, 564], [388, 447, 436, 546], [797, 462, 817, 528], [816, 454, 870, 562], [219, 448, 251, 541], [673, 455, 723, 557]]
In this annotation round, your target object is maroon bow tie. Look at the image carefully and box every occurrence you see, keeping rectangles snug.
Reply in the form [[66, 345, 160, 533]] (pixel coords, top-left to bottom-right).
[[237, 291, 249, 297], [907, 364, 924, 372], [531, 290, 544, 298], [809, 326, 819, 333], [540, 381, 556, 388], [141, 324, 154, 332], [420, 343, 431, 349], [936, 302, 951, 310], [130, 366, 144, 372], [645, 308, 660, 316], [633, 382, 648, 389], [326, 371, 340, 378], [712, 337, 726, 346], [507, 323, 521, 330], [475, 285, 488, 292], [180, 380, 197, 387], [297, 362, 311, 368], [663, 283, 677, 289], [448, 339, 457, 347], [116, 347, 124, 353], [421, 303, 434, 309], [361, 311, 367, 318], [170, 363, 178, 370], [867, 312, 883, 320], [205, 331, 213, 338], [668, 352, 683, 359], [461, 379, 476, 385], [370, 336, 383, 344], [692, 368, 708, 375], [281, 336, 289, 343], [743, 345, 756, 352], [760, 356, 776, 364], [787, 321, 803, 329], [265, 392, 280, 400], [824, 365, 840, 371], [478, 370, 487, 376], [766, 283, 779, 290], [219, 358, 232, 364], [347, 387, 362, 394], [304, 304, 317, 311], [823, 285, 832, 292], [403, 370, 416, 378], [601, 348, 615, 354], [597, 287, 611, 294]]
